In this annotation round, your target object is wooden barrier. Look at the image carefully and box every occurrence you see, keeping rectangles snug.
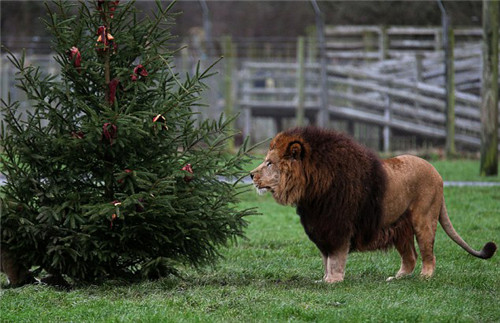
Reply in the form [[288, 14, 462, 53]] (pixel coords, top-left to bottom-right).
[[322, 25, 490, 61], [238, 58, 500, 151]]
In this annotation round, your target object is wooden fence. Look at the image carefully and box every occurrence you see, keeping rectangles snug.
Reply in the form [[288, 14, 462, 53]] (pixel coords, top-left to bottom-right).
[[238, 57, 500, 152], [323, 25, 485, 61], [2, 25, 499, 152], [1, 25, 489, 61]]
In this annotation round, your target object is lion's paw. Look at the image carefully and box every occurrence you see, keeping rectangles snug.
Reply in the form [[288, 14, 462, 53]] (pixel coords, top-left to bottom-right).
[[324, 275, 344, 283]]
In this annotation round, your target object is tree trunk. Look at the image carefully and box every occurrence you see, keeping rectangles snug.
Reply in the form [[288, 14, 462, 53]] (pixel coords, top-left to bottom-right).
[[480, 0, 499, 176]]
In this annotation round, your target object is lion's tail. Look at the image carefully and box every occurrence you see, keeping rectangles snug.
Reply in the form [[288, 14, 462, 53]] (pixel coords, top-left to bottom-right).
[[439, 197, 497, 259]]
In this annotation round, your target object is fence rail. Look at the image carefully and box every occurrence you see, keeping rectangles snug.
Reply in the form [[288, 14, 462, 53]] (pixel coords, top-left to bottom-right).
[[2, 25, 500, 152], [323, 25, 490, 61], [238, 57, 500, 151]]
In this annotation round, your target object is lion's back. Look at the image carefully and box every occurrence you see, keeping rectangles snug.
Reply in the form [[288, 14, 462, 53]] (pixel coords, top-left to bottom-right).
[[381, 155, 444, 225], [384, 155, 443, 186]]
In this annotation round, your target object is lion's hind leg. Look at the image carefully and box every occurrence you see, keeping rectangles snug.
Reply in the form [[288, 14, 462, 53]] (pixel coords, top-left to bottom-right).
[[387, 214, 417, 281], [413, 206, 440, 279]]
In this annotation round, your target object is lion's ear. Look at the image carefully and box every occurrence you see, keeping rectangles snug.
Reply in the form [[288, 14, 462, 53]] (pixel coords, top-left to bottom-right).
[[286, 141, 304, 160]]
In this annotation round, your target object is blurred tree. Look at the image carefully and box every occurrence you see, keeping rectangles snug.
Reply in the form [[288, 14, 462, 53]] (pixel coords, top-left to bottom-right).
[[480, 0, 499, 176]]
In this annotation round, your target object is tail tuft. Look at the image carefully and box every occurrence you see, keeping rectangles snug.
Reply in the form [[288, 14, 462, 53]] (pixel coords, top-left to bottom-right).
[[479, 242, 497, 259]]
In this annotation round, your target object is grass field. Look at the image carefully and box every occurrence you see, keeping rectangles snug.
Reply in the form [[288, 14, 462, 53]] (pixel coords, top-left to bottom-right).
[[1, 159, 499, 322]]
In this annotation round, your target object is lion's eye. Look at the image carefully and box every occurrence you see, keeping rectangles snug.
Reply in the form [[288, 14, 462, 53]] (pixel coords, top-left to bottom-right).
[[266, 161, 272, 167]]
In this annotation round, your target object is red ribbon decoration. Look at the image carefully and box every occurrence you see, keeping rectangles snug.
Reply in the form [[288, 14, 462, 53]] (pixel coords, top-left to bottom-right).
[[153, 114, 168, 131], [102, 122, 118, 145], [98, 0, 120, 19], [96, 25, 116, 52], [108, 78, 120, 105], [67, 46, 82, 73], [181, 163, 194, 182], [131, 64, 148, 81]]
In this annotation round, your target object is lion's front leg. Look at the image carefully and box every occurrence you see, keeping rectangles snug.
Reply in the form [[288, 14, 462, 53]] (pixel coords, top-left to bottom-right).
[[324, 243, 349, 283], [321, 252, 327, 280]]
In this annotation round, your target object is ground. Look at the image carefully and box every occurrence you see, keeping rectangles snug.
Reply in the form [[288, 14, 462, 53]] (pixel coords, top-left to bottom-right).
[[1, 159, 499, 322]]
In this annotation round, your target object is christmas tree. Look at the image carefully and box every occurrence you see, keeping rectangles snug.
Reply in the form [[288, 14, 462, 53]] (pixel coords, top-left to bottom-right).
[[1, 0, 256, 285]]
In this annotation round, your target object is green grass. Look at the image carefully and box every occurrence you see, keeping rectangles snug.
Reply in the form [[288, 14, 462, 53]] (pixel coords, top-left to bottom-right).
[[1, 160, 499, 322], [431, 159, 500, 182]]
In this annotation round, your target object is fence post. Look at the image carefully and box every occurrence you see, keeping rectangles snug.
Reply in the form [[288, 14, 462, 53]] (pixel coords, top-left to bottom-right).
[[434, 27, 442, 52], [379, 26, 389, 61], [243, 106, 251, 144], [363, 29, 375, 60], [296, 36, 306, 126], [438, 0, 456, 157], [414, 54, 423, 112], [480, 0, 499, 176], [241, 64, 252, 142], [223, 35, 235, 151], [0, 56, 7, 131], [383, 93, 391, 153], [310, 0, 329, 128], [444, 21, 456, 157], [306, 26, 318, 63]]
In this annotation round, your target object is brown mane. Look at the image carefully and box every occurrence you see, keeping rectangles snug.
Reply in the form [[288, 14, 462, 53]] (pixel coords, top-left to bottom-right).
[[272, 127, 387, 253]]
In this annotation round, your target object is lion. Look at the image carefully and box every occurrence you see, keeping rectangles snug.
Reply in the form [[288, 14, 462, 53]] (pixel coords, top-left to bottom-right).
[[250, 127, 497, 283]]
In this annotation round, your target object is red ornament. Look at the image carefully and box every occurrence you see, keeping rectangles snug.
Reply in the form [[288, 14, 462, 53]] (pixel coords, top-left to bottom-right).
[[181, 164, 194, 174], [109, 1, 119, 18], [109, 200, 121, 228], [110, 200, 121, 207], [153, 114, 164, 123], [67, 46, 82, 73], [181, 163, 194, 182], [102, 122, 118, 145], [108, 78, 120, 105], [153, 114, 168, 131], [131, 64, 148, 81], [134, 64, 148, 77], [96, 26, 116, 52], [98, 0, 120, 19]]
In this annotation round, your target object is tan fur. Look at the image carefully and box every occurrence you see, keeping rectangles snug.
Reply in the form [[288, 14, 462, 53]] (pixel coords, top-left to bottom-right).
[[0, 248, 35, 287], [381, 155, 443, 278], [251, 130, 496, 282]]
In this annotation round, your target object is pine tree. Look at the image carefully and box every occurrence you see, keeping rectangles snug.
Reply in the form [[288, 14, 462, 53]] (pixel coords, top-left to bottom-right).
[[1, 0, 256, 284]]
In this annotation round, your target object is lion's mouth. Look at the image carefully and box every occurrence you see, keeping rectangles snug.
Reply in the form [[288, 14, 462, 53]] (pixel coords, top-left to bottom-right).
[[254, 184, 273, 195]]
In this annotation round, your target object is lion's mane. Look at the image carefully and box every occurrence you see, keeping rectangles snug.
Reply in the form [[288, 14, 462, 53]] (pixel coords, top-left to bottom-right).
[[272, 127, 388, 254]]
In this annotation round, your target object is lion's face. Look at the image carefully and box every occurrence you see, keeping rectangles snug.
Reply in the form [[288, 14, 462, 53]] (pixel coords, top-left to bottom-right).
[[250, 149, 281, 195], [250, 133, 308, 205]]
